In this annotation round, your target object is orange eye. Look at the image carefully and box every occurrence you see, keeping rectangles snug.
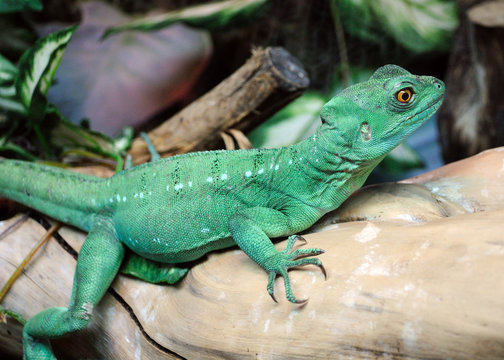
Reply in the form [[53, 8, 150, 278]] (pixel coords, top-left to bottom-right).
[[396, 88, 412, 103]]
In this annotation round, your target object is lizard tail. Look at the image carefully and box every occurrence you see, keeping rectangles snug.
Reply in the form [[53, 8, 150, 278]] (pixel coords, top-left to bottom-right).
[[0, 159, 104, 231]]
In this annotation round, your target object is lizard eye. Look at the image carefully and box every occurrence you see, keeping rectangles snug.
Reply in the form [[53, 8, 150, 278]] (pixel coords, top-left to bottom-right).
[[396, 88, 413, 103]]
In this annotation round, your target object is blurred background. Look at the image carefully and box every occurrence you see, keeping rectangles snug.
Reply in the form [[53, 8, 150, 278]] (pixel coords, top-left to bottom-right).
[[1, 0, 503, 182]]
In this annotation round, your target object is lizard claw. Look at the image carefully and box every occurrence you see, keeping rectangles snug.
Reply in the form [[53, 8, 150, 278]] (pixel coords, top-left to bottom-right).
[[265, 236, 325, 304], [320, 263, 327, 280], [267, 272, 278, 303], [294, 298, 309, 305]]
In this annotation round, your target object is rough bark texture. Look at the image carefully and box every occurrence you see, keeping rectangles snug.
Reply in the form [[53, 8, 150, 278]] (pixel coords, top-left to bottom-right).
[[437, 0, 504, 163], [2, 147, 504, 359], [128, 46, 309, 164]]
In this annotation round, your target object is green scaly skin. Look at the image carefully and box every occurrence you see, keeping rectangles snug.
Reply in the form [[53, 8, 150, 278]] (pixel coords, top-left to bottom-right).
[[0, 65, 444, 359]]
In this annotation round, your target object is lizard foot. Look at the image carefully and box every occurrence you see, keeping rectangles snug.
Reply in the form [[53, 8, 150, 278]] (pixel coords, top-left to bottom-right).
[[265, 235, 326, 304]]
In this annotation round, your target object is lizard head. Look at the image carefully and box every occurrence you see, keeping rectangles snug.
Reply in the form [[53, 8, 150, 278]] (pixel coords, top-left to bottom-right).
[[319, 64, 445, 161]]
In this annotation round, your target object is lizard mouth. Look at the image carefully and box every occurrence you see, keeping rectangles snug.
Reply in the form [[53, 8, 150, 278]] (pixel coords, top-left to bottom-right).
[[404, 94, 444, 124]]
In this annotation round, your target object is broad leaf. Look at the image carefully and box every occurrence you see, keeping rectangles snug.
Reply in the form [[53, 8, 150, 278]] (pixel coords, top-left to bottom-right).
[[15, 25, 77, 110], [381, 142, 424, 173], [103, 0, 267, 38], [249, 92, 326, 149], [0, 0, 42, 13], [46, 105, 133, 171], [0, 97, 27, 115], [0, 53, 17, 84], [0, 305, 27, 325], [0, 55, 25, 115], [334, 0, 458, 53]]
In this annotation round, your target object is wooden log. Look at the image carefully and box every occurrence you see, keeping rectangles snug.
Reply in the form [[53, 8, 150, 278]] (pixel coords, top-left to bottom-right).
[[437, 0, 504, 163], [1, 148, 504, 359], [128, 46, 309, 164]]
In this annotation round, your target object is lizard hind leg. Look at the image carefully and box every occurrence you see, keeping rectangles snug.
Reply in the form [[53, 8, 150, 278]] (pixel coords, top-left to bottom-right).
[[22, 218, 125, 359]]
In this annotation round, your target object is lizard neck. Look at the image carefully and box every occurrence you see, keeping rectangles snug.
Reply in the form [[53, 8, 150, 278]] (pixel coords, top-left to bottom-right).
[[288, 124, 383, 212]]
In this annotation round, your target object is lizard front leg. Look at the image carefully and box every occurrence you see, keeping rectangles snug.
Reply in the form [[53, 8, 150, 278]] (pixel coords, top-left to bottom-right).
[[22, 218, 124, 359], [228, 207, 325, 304]]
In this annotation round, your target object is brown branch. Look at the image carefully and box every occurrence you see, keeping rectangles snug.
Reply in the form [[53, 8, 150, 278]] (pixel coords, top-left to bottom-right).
[[128, 46, 309, 164]]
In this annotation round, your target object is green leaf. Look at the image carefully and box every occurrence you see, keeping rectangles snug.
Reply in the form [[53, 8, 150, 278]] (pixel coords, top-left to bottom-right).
[[47, 109, 125, 151], [0, 141, 38, 160], [47, 106, 133, 171], [0, 305, 27, 325], [248, 92, 327, 149], [0, 96, 27, 115], [380, 142, 425, 173], [103, 0, 267, 38], [0, 53, 17, 84], [0, 0, 42, 13], [334, 0, 458, 53], [15, 25, 77, 110]]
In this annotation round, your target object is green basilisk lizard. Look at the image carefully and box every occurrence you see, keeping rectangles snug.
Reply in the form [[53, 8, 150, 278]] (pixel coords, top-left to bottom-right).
[[0, 65, 444, 359]]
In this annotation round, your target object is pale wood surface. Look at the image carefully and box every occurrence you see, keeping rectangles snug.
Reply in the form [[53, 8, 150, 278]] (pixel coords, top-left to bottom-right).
[[1, 148, 504, 359]]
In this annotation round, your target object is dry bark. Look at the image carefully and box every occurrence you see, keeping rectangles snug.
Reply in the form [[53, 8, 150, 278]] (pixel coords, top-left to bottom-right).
[[437, 0, 504, 163]]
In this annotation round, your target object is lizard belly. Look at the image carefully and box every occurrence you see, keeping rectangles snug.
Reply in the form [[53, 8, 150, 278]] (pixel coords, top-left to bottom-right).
[[112, 200, 236, 263]]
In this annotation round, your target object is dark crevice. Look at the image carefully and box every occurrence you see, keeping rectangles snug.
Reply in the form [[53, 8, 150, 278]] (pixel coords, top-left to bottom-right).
[[108, 287, 186, 360], [345, 345, 442, 360], [32, 214, 186, 359], [33, 213, 78, 259]]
